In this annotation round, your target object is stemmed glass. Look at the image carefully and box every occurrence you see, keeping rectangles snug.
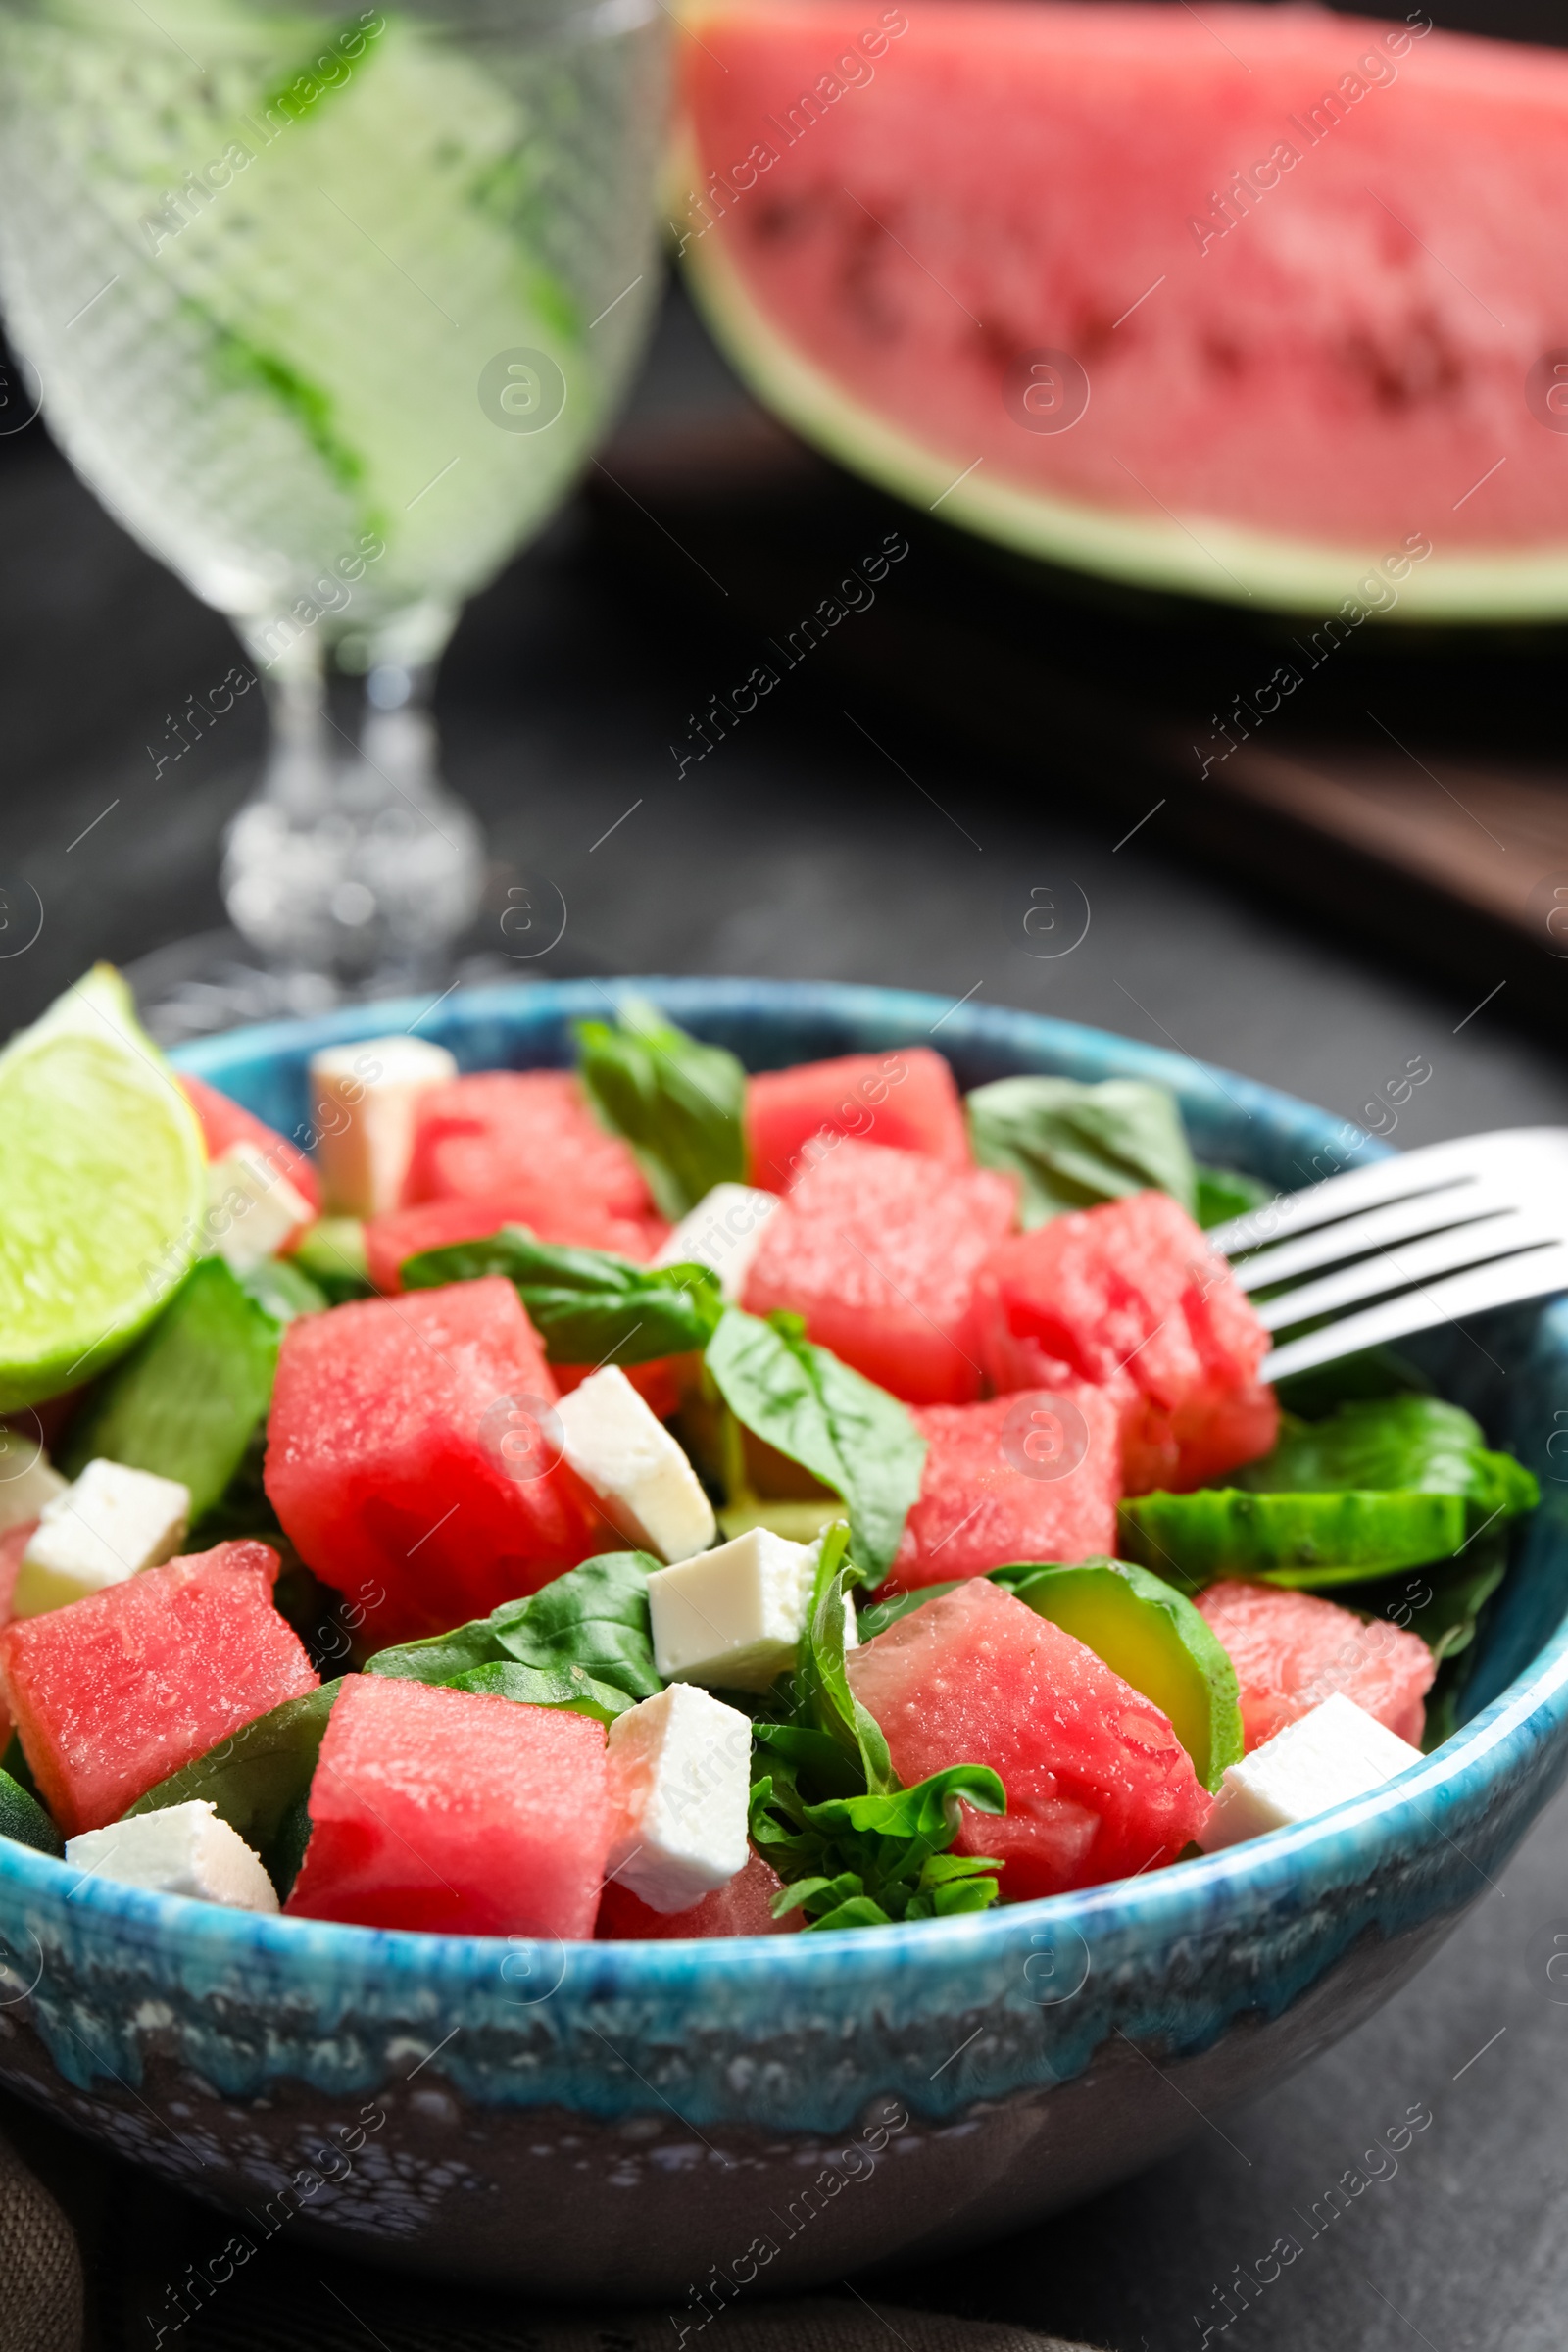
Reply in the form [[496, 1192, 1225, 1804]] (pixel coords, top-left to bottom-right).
[[0, 0, 668, 1023]]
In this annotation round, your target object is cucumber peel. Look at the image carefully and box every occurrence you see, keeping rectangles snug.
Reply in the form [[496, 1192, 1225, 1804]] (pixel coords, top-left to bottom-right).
[[999, 1558, 1244, 1790]]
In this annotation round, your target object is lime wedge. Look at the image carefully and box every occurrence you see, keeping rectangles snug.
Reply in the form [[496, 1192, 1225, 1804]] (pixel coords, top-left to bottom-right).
[[0, 965, 207, 1411]]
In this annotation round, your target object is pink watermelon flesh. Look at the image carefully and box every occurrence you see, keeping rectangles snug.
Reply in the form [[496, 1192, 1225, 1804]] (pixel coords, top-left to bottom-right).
[[743, 1137, 1017, 1404], [747, 1048, 969, 1192], [178, 1072, 321, 1222], [286, 1676, 611, 1937], [683, 4, 1568, 606], [1198, 1579, 1435, 1750], [596, 1846, 801, 1938], [264, 1278, 611, 1647], [0, 1521, 35, 1749], [974, 1189, 1276, 1492], [402, 1071, 666, 1259], [886, 1387, 1119, 1592], [0, 1540, 317, 1837], [848, 1577, 1208, 1898]]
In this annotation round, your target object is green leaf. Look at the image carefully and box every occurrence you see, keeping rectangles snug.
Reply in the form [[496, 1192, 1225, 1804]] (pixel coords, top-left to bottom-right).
[[0, 1766, 61, 1858], [1195, 1164, 1271, 1230], [858, 1582, 962, 1641], [750, 1760, 1004, 1931], [401, 1226, 723, 1367], [791, 1521, 894, 1794], [366, 1549, 663, 1723], [966, 1075, 1197, 1226], [1235, 1396, 1518, 1503], [705, 1307, 925, 1583], [60, 1255, 285, 1520], [574, 998, 746, 1221], [125, 1680, 344, 1898]]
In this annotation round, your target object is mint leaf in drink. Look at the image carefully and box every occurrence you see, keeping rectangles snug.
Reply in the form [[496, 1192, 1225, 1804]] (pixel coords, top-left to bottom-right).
[[366, 1549, 662, 1724], [574, 998, 746, 1220], [401, 1226, 723, 1367], [966, 1075, 1198, 1226], [705, 1308, 925, 1584]]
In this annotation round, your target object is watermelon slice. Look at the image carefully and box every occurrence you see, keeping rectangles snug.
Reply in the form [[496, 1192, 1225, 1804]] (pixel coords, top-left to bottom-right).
[[286, 1674, 611, 1937], [179, 1073, 321, 1221], [1197, 1579, 1436, 1750], [402, 1071, 667, 1259], [885, 1388, 1118, 1592], [847, 1576, 1208, 1898], [0, 1520, 33, 1750], [743, 1138, 1017, 1404], [596, 1846, 800, 1938], [681, 2, 1568, 618], [747, 1049, 968, 1191], [0, 1539, 317, 1836], [974, 1190, 1276, 1492], [264, 1278, 610, 1646]]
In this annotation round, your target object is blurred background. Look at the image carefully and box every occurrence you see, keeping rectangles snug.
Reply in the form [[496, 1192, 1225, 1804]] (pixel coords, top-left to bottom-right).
[[4, 1, 1568, 2344]]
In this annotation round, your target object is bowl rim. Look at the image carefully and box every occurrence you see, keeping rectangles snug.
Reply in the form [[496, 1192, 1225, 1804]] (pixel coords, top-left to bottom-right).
[[5, 973, 1565, 1992]]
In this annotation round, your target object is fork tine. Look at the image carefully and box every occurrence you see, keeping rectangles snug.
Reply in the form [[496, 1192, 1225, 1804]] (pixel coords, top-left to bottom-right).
[[1206, 1133, 1511, 1258], [1254, 1213, 1563, 1332], [1228, 1183, 1516, 1293], [1259, 1244, 1568, 1384]]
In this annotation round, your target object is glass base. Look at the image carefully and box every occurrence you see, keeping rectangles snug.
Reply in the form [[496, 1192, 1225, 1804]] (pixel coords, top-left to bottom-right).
[[127, 928, 526, 1049]]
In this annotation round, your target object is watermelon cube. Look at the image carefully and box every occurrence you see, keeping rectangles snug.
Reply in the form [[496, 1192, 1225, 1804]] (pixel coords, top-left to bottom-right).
[[847, 1577, 1208, 1898], [743, 1139, 1017, 1404], [0, 1519, 34, 1749], [364, 1195, 525, 1295], [264, 1278, 610, 1647], [1197, 1580, 1436, 1751], [401, 1070, 666, 1259], [0, 1539, 317, 1836], [974, 1190, 1277, 1492], [178, 1073, 321, 1221], [285, 1674, 610, 1937], [886, 1387, 1120, 1592], [747, 1049, 969, 1192], [596, 1847, 800, 1939]]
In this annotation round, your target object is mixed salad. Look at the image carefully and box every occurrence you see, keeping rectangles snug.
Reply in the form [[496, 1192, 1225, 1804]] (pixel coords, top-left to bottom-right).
[[0, 971, 1539, 1938]]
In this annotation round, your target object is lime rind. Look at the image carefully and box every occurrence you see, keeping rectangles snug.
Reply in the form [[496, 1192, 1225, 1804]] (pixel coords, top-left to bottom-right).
[[0, 964, 207, 1411]]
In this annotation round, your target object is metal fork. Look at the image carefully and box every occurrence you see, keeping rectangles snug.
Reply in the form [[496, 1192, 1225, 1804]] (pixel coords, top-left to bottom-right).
[[1205, 1129, 1568, 1383]]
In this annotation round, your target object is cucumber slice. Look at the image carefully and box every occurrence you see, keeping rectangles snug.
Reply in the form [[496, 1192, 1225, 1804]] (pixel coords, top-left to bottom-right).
[[1119, 1488, 1468, 1587], [290, 1216, 372, 1302], [60, 1255, 285, 1520], [1002, 1558, 1244, 1790]]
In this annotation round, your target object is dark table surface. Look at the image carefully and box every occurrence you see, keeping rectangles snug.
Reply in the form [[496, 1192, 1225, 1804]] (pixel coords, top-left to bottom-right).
[[3, 275, 1568, 2352]]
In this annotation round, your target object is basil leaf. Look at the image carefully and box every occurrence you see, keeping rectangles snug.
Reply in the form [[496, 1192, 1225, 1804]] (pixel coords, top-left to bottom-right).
[[751, 1761, 1004, 1931], [574, 997, 746, 1221], [0, 1767, 61, 1858], [793, 1520, 893, 1794], [966, 1075, 1197, 1226], [1195, 1164, 1271, 1230], [858, 1582, 962, 1641], [125, 1680, 344, 1897], [366, 1550, 663, 1722], [705, 1307, 925, 1583], [1235, 1396, 1540, 1524], [401, 1225, 723, 1367]]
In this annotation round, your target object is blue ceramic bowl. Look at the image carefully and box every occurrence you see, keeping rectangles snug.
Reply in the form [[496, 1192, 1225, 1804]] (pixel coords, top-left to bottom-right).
[[2, 978, 1566, 2298]]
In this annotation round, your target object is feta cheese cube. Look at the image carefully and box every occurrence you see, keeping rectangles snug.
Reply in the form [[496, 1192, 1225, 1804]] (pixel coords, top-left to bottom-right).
[[654, 1183, 782, 1303], [66, 1801, 278, 1912], [605, 1683, 752, 1912], [647, 1527, 856, 1690], [308, 1034, 459, 1217], [556, 1366, 715, 1564], [1198, 1692, 1422, 1853], [206, 1140, 314, 1272], [14, 1457, 190, 1618], [0, 1429, 66, 1536]]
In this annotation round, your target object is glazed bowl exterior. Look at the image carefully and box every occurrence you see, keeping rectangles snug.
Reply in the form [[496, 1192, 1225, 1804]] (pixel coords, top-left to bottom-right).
[[1, 978, 1565, 2298]]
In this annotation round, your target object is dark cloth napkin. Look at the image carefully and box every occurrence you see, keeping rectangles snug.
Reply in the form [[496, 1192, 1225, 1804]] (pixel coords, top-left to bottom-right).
[[0, 2118, 1103, 2352]]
